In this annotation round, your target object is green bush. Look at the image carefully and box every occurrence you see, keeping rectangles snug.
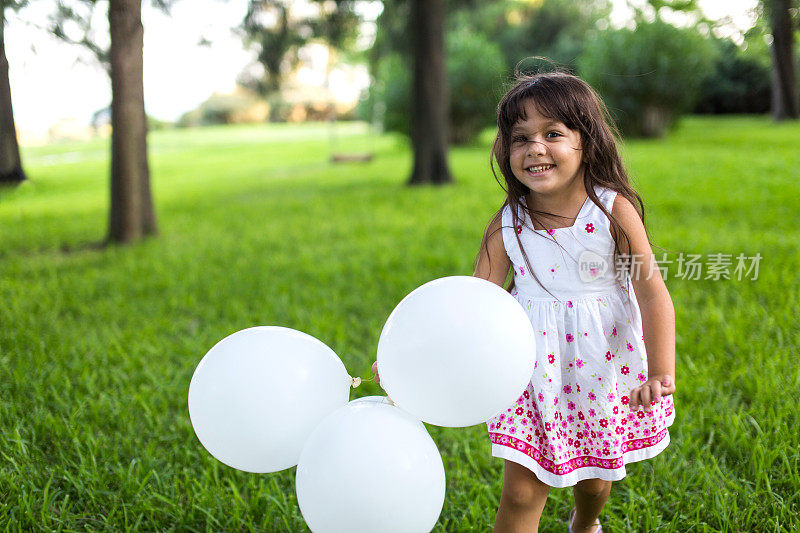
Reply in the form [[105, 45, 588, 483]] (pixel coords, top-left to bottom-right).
[[178, 90, 268, 127], [365, 53, 411, 137], [579, 20, 716, 137], [366, 29, 505, 145], [446, 28, 506, 144], [694, 39, 771, 115], [492, 0, 610, 75]]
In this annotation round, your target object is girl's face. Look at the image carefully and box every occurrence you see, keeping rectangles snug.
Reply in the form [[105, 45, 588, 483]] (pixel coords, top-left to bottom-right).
[[509, 99, 585, 200]]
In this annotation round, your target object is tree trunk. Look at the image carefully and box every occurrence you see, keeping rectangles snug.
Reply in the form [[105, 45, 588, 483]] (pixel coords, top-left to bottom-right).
[[407, 0, 452, 185], [108, 0, 156, 243], [768, 0, 799, 120], [0, 9, 25, 184]]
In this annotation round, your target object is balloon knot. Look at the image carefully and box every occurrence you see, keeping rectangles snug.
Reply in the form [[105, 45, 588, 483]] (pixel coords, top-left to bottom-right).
[[350, 377, 362, 388]]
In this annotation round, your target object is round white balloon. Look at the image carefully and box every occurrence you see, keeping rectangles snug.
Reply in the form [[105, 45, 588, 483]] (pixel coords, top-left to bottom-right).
[[348, 395, 393, 406], [377, 276, 537, 427], [296, 402, 445, 533], [188, 326, 351, 473]]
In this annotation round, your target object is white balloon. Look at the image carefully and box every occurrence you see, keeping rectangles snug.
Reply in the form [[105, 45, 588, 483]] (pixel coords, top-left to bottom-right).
[[296, 402, 445, 533], [377, 276, 537, 427], [188, 326, 351, 473], [348, 395, 393, 406]]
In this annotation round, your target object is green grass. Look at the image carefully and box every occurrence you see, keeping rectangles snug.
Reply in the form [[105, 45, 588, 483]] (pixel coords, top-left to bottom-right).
[[1, 116, 799, 531]]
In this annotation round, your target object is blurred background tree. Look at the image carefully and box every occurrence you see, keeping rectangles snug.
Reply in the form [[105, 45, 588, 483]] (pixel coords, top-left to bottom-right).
[[579, 1, 717, 137], [694, 38, 772, 115], [45, 0, 173, 243], [366, 25, 504, 145], [239, 1, 310, 96], [366, 0, 608, 145], [365, 0, 787, 141], [407, 0, 451, 185], [762, 0, 799, 120], [580, 19, 717, 137], [0, 0, 27, 185], [488, 0, 611, 73], [237, 0, 361, 121], [6, 0, 793, 197]]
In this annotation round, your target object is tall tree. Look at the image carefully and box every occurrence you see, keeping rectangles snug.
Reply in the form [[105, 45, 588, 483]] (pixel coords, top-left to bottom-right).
[[48, 0, 163, 243], [407, 0, 451, 185], [0, 0, 26, 185], [108, 0, 154, 241], [765, 0, 799, 119]]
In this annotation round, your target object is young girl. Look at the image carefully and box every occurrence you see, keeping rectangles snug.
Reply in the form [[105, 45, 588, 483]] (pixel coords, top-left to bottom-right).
[[474, 71, 676, 532]]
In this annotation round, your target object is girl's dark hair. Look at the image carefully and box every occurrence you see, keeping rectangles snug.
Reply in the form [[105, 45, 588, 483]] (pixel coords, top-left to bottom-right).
[[481, 67, 647, 298]]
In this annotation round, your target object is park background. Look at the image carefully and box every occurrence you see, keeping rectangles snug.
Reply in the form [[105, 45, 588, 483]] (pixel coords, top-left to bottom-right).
[[1, 0, 799, 530]]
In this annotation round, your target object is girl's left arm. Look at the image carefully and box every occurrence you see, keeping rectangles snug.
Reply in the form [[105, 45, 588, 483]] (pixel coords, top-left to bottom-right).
[[612, 195, 677, 413]]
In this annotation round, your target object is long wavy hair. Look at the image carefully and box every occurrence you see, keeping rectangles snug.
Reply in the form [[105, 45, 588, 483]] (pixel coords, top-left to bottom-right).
[[480, 69, 648, 297]]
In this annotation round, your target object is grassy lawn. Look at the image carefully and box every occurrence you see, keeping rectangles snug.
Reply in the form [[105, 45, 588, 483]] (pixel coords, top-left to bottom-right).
[[1, 116, 798, 532]]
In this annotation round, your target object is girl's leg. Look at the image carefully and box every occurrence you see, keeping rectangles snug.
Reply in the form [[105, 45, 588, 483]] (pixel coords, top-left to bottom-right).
[[494, 460, 550, 533], [571, 478, 612, 532]]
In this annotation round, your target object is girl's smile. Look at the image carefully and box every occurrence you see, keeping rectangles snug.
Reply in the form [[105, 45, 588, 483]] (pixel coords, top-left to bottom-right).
[[523, 163, 555, 177], [510, 100, 585, 201]]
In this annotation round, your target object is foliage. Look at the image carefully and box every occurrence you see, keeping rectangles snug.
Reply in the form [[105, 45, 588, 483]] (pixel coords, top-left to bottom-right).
[[368, 0, 411, 73], [694, 38, 771, 114], [1, 0, 29, 18], [45, 0, 109, 70], [367, 29, 504, 145], [1, 117, 800, 530], [627, 0, 702, 23], [446, 28, 505, 144], [41, 0, 173, 71], [486, 0, 611, 74], [238, 0, 362, 97], [372, 0, 609, 75], [239, 1, 308, 95], [364, 53, 409, 136], [760, 0, 800, 30], [367, 0, 611, 143], [579, 19, 717, 137]]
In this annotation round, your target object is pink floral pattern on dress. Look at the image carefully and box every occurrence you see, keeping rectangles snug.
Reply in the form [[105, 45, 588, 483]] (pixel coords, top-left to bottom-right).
[[489, 391, 674, 478], [492, 186, 674, 486]]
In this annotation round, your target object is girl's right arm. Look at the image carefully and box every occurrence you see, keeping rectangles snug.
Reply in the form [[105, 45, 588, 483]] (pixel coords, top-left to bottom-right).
[[473, 211, 512, 288]]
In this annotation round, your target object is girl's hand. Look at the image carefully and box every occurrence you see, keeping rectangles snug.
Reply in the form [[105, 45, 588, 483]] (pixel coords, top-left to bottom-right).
[[371, 361, 380, 386], [629, 374, 675, 412]]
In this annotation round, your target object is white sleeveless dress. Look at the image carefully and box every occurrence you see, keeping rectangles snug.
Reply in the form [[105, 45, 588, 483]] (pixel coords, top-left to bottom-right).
[[487, 185, 675, 487]]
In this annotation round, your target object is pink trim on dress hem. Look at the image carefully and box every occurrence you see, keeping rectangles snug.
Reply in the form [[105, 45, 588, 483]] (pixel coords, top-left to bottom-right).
[[489, 428, 669, 476]]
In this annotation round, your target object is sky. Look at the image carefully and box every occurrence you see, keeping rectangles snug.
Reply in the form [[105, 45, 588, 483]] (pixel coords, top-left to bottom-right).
[[5, 0, 758, 142]]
